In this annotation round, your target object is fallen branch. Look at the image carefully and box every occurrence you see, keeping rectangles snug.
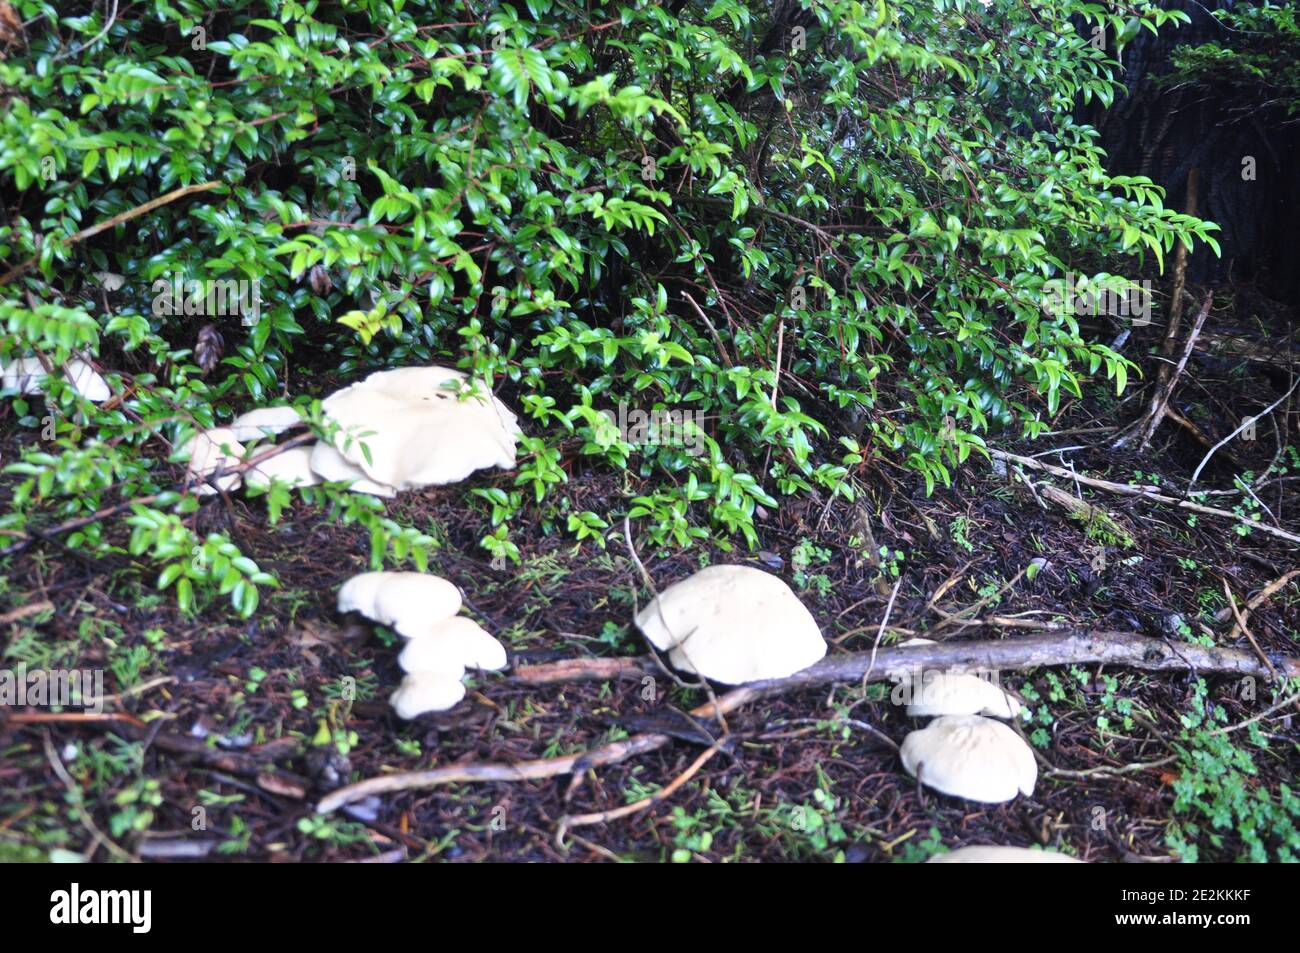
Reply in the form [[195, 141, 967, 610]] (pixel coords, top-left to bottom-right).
[[989, 448, 1300, 546], [319, 630, 1300, 812]]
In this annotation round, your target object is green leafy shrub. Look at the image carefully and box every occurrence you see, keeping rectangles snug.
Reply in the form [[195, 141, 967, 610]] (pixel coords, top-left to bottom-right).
[[1, 0, 1217, 613]]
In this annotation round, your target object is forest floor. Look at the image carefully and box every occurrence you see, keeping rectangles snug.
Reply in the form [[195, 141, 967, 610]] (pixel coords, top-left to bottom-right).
[[3, 291, 1300, 863]]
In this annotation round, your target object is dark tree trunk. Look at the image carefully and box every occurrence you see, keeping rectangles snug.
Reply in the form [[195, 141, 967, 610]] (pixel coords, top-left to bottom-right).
[[1087, 1, 1300, 303]]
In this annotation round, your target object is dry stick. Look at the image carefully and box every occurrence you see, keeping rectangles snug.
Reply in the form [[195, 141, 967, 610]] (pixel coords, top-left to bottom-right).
[[988, 448, 1300, 546], [555, 744, 722, 844], [1187, 375, 1300, 497], [1113, 170, 1199, 452], [0, 181, 222, 286], [1223, 579, 1280, 683], [1135, 292, 1213, 449], [1214, 569, 1300, 628], [318, 630, 1300, 813]]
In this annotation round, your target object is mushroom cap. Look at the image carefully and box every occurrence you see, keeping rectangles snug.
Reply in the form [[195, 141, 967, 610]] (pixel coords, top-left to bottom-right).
[[928, 846, 1082, 864], [1, 357, 110, 402], [320, 366, 521, 490], [230, 405, 302, 442], [180, 427, 245, 495], [907, 672, 1021, 719], [895, 638, 1021, 718], [308, 441, 397, 497], [398, 616, 508, 673], [900, 715, 1037, 803], [244, 445, 321, 489], [337, 571, 462, 638], [634, 565, 826, 685], [389, 671, 466, 718]]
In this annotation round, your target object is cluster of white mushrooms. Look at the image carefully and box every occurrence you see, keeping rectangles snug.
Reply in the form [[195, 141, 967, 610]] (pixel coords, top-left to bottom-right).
[[894, 637, 1039, 804], [179, 365, 521, 497], [337, 571, 508, 718]]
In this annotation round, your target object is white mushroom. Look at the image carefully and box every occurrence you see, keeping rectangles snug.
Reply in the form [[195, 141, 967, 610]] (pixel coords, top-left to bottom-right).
[[399, 616, 507, 673], [93, 271, 126, 292], [633, 565, 826, 684], [229, 405, 302, 442], [900, 715, 1037, 804], [896, 639, 1020, 719], [928, 845, 1082, 864], [337, 571, 461, 639], [308, 441, 397, 497], [179, 427, 245, 495], [319, 365, 521, 490], [1, 356, 111, 402], [389, 670, 467, 719], [244, 445, 321, 489]]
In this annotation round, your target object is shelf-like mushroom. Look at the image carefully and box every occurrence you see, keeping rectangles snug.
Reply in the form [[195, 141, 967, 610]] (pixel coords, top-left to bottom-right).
[[900, 715, 1037, 804], [634, 565, 826, 684], [244, 445, 321, 489], [897, 638, 1021, 719], [229, 405, 302, 442], [309, 441, 397, 497], [2, 356, 110, 402], [179, 427, 245, 496], [337, 571, 461, 639], [398, 617, 507, 673], [389, 670, 467, 719], [319, 366, 521, 490]]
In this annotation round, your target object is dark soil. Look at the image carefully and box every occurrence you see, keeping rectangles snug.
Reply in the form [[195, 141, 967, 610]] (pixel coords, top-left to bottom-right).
[[3, 294, 1299, 863]]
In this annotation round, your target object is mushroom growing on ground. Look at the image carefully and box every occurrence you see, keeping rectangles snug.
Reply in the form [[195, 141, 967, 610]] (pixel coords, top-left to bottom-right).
[[319, 365, 521, 490], [229, 405, 302, 442], [398, 616, 508, 673], [337, 571, 461, 639], [928, 845, 1082, 863], [389, 670, 467, 719], [633, 565, 826, 684], [179, 427, 245, 495], [338, 570, 508, 718], [244, 445, 321, 489], [900, 715, 1038, 804], [1, 356, 111, 402], [897, 638, 1021, 719]]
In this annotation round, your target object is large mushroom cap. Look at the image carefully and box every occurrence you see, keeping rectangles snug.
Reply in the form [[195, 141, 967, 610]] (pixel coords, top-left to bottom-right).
[[398, 616, 507, 673], [308, 441, 396, 497], [896, 638, 1021, 719], [634, 565, 826, 684], [244, 445, 321, 489], [180, 427, 245, 495], [320, 366, 521, 490], [900, 715, 1037, 803], [928, 845, 1082, 864], [337, 571, 462, 639], [389, 670, 467, 719], [230, 405, 302, 442]]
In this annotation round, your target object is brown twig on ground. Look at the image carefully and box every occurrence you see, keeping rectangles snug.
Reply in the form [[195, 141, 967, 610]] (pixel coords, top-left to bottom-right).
[[319, 630, 1300, 813], [988, 448, 1300, 546], [1214, 569, 1300, 629], [555, 744, 723, 844], [1222, 579, 1280, 683]]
